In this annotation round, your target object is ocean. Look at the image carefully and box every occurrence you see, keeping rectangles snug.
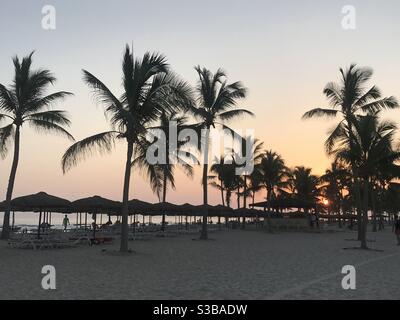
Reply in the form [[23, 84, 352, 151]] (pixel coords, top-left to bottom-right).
[[0, 211, 223, 230]]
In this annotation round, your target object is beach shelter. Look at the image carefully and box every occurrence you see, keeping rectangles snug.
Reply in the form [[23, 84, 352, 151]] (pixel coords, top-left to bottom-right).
[[250, 198, 316, 211], [9, 192, 71, 238], [72, 196, 122, 239], [128, 199, 155, 226]]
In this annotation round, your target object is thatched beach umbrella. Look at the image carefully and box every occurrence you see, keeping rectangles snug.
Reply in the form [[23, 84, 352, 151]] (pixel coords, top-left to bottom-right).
[[127, 199, 155, 226], [10, 192, 71, 238], [250, 198, 316, 211], [72, 196, 122, 240]]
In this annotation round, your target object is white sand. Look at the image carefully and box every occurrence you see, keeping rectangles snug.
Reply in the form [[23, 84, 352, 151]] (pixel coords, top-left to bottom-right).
[[0, 227, 399, 299]]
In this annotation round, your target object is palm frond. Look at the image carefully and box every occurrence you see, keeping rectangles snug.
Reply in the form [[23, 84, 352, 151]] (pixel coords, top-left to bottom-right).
[[218, 109, 254, 121], [61, 131, 120, 173], [0, 124, 15, 159], [25, 110, 71, 126], [359, 97, 399, 113], [28, 119, 74, 141], [302, 108, 338, 119]]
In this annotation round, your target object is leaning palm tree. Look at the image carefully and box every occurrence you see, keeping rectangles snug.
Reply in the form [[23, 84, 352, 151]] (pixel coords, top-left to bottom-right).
[[302, 64, 399, 239], [61, 45, 192, 252], [190, 66, 253, 240], [0, 52, 73, 239], [259, 150, 289, 230], [133, 111, 197, 231]]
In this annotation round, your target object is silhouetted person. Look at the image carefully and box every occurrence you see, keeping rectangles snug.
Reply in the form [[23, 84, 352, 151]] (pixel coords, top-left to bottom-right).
[[63, 215, 70, 231]]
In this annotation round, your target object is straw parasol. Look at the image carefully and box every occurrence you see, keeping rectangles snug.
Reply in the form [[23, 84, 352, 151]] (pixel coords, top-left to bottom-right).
[[72, 196, 121, 213], [9, 192, 71, 238], [71, 196, 122, 240], [128, 199, 154, 215], [250, 198, 316, 210]]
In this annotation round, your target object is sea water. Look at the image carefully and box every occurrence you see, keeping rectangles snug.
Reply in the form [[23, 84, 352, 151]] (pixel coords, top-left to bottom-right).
[[0, 212, 223, 230]]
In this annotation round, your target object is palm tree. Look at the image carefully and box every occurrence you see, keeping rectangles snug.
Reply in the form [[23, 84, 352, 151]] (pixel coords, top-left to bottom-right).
[[61, 45, 192, 252], [190, 67, 253, 240], [331, 114, 400, 249], [303, 64, 399, 239], [209, 156, 230, 206], [232, 137, 263, 228], [288, 166, 320, 205], [319, 161, 351, 226], [133, 111, 197, 231], [0, 52, 73, 239], [259, 150, 289, 230], [248, 165, 264, 207], [233, 137, 264, 208]]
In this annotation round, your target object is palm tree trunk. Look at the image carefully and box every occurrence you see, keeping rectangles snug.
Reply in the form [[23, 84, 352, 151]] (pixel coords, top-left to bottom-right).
[[1, 126, 20, 240], [360, 179, 369, 249], [371, 186, 377, 232], [220, 179, 225, 206], [243, 176, 247, 208], [346, 118, 363, 240], [354, 177, 363, 240], [265, 186, 273, 232], [37, 209, 42, 239], [200, 127, 210, 240], [237, 186, 240, 209], [161, 172, 167, 231], [120, 141, 134, 252]]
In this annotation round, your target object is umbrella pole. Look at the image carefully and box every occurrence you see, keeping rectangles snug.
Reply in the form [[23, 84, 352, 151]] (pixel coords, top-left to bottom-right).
[[37, 209, 42, 239], [76, 213, 78, 228], [93, 213, 96, 244], [11, 211, 15, 230], [85, 212, 87, 230], [79, 212, 82, 228], [100, 213, 103, 225], [49, 212, 52, 226]]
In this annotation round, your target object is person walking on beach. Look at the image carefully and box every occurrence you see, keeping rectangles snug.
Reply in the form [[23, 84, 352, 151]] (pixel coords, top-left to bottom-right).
[[63, 215, 70, 231], [393, 215, 400, 245]]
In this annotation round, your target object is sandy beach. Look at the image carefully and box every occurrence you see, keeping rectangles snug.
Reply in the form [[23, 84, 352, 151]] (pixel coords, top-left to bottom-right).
[[1, 227, 399, 300]]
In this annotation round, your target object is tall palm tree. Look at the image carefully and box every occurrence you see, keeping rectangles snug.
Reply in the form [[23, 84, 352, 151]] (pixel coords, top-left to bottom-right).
[[331, 114, 400, 249], [0, 52, 73, 239], [232, 137, 263, 228], [259, 150, 289, 230], [303, 64, 399, 239], [62, 45, 192, 252], [233, 137, 264, 209], [133, 111, 197, 231], [190, 67, 253, 240]]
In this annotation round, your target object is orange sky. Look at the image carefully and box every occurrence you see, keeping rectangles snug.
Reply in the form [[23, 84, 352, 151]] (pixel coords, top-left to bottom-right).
[[1, 0, 400, 205]]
